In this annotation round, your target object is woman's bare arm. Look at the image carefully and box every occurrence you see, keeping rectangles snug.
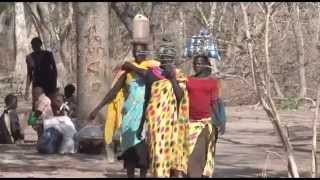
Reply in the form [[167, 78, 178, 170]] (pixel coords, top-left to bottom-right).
[[88, 73, 127, 120]]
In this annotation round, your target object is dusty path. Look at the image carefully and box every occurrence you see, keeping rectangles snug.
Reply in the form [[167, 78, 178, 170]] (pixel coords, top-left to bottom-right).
[[0, 106, 319, 178]]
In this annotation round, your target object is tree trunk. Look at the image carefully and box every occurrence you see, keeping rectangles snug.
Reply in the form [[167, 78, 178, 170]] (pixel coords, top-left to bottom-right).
[[75, 2, 109, 127], [225, 3, 238, 67], [218, 2, 227, 33], [261, 3, 284, 98], [208, 2, 217, 33], [291, 3, 307, 98], [311, 85, 320, 177], [240, 3, 258, 94], [270, 73, 284, 98], [264, 3, 272, 96], [14, 2, 30, 94]]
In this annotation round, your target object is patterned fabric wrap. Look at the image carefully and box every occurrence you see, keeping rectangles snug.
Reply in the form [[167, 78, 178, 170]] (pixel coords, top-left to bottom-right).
[[104, 59, 160, 145], [145, 69, 189, 177], [120, 74, 146, 153], [188, 118, 217, 177]]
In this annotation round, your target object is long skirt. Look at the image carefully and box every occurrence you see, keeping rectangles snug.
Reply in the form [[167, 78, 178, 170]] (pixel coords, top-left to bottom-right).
[[146, 79, 189, 177], [118, 140, 149, 169], [118, 76, 149, 169], [187, 118, 218, 177]]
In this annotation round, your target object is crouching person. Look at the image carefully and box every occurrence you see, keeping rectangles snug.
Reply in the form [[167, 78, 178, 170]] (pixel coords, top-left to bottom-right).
[[42, 93, 77, 154], [34, 90, 77, 155], [30, 87, 54, 138]]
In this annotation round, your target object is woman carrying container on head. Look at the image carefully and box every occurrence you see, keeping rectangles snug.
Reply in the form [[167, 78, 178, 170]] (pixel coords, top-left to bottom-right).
[[89, 40, 159, 177], [89, 14, 159, 178], [130, 37, 190, 177], [185, 31, 226, 177]]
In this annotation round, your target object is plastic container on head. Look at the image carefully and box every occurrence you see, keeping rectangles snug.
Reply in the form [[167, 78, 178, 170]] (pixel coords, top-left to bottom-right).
[[133, 14, 150, 44]]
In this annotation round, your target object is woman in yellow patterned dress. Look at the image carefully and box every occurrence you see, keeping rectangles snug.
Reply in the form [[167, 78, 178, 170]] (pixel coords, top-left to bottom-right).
[[134, 38, 189, 177]]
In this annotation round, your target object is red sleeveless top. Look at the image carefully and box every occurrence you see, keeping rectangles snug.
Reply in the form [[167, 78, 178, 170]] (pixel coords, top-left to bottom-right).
[[186, 76, 219, 120]]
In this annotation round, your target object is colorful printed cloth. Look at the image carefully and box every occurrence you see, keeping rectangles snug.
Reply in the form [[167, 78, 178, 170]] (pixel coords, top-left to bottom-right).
[[104, 70, 125, 145], [188, 118, 217, 177], [120, 74, 146, 152], [104, 59, 160, 150], [146, 69, 189, 177]]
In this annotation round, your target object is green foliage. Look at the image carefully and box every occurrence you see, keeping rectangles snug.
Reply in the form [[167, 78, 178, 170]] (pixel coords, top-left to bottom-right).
[[0, 4, 8, 14], [278, 97, 300, 111], [0, 2, 13, 14]]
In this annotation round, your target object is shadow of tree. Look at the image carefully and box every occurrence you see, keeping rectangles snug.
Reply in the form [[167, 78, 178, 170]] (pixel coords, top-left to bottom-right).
[[104, 171, 127, 178], [0, 144, 115, 175], [213, 166, 263, 178]]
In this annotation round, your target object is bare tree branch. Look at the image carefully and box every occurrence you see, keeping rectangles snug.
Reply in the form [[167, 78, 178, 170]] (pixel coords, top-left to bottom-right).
[[241, 2, 300, 177], [110, 2, 134, 37], [196, 3, 209, 27]]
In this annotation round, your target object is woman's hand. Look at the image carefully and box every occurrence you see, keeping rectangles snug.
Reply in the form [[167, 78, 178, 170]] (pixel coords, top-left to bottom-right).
[[217, 123, 226, 135], [88, 108, 99, 121], [163, 64, 176, 80], [136, 125, 143, 140]]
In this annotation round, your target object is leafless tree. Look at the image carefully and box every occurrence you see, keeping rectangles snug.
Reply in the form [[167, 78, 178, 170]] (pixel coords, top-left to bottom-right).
[[241, 2, 300, 177]]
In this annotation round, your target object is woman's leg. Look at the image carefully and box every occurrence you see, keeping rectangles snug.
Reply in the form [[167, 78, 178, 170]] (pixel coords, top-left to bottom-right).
[[187, 126, 209, 177], [170, 169, 185, 178], [126, 161, 135, 178], [140, 168, 147, 177]]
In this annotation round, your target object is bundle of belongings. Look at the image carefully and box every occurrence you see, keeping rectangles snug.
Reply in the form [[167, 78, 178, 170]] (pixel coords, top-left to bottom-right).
[[36, 127, 63, 154], [35, 115, 77, 154], [183, 29, 221, 60], [74, 125, 105, 154]]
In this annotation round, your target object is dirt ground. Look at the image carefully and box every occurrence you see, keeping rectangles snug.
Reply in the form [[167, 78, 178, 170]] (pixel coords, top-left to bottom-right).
[[0, 106, 319, 178]]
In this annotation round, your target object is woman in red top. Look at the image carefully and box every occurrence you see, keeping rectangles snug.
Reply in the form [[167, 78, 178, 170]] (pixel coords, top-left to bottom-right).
[[186, 55, 222, 177]]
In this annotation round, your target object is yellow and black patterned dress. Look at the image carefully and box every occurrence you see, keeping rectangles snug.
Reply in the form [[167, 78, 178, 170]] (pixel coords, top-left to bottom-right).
[[145, 68, 189, 177]]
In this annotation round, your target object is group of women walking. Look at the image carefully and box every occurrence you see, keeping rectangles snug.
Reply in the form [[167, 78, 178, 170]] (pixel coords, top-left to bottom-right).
[[89, 36, 225, 178]]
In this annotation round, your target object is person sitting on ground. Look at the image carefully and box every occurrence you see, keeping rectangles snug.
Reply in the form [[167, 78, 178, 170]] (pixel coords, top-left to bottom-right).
[[31, 87, 54, 138], [44, 93, 77, 154], [0, 94, 24, 144], [64, 84, 77, 118], [52, 93, 70, 117]]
